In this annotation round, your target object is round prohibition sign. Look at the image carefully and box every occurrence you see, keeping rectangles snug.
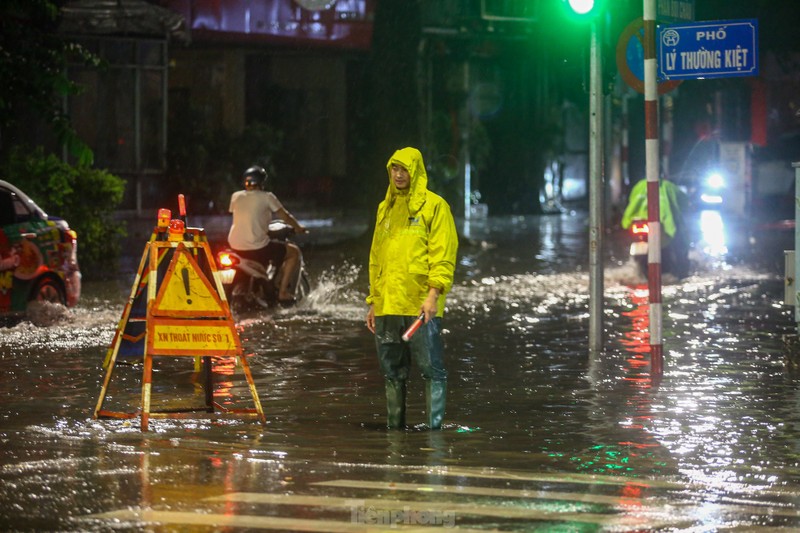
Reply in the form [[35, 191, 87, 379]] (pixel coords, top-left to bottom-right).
[[616, 17, 682, 95]]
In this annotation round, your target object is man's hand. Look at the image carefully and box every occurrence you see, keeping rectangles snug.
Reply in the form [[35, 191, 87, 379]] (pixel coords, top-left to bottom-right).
[[366, 304, 376, 334], [278, 207, 309, 235], [422, 287, 440, 322]]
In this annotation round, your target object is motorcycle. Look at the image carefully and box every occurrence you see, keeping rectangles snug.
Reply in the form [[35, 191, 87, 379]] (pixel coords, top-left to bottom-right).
[[627, 218, 690, 279], [686, 169, 726, 210], [628, 219, 651, 277], [215, 220, 311, 310]]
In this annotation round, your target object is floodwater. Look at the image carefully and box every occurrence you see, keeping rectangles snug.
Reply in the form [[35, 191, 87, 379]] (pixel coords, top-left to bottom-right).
[[1, 209, 799, 531]]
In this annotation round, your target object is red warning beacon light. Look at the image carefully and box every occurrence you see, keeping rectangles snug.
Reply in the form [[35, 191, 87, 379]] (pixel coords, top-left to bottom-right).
[[168, 219, 185, 241], [157, 209, 171, 229], [155, 209, 172, 240]]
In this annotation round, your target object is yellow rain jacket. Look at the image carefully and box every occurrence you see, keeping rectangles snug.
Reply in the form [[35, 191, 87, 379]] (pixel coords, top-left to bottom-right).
[[621, 178, 686, 239], [367, 147, 458, 317]]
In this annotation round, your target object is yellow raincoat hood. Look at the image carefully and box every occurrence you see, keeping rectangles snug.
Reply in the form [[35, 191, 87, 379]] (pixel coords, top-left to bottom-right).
[[367, 147, 458, 317], [379, 146, 428, 221]]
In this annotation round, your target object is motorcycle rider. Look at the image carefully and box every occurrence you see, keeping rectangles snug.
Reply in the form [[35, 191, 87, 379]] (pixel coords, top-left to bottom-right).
[[228, 166, 308, 303], [621, 177, 690, 278]]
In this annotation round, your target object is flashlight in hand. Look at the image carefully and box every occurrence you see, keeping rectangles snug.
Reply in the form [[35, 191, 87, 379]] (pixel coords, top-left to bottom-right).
[[402, 311, 426, 342]]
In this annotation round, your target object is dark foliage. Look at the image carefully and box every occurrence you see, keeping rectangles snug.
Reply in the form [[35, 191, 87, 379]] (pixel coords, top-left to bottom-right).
[[2, 147, 126, 280], [0, 0, 99, 165]]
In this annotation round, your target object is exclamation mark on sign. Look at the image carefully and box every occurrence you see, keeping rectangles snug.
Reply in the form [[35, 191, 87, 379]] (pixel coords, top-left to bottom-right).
[[181, 267, 192, 305]]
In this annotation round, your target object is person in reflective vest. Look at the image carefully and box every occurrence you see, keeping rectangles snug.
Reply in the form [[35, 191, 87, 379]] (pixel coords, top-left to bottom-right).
[[621, 178, 690, 277]]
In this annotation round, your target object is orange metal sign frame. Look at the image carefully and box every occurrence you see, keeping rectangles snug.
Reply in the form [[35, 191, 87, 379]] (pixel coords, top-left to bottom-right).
[[94, 229, 265, 430]]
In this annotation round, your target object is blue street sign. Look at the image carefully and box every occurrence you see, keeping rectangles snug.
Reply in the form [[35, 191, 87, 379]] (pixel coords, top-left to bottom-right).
[[658, 19, 758, 80]]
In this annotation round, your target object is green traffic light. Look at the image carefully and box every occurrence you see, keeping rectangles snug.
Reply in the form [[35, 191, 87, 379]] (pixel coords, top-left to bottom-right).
[[562, 0, 603, 19], [568, 0, 595, 15]]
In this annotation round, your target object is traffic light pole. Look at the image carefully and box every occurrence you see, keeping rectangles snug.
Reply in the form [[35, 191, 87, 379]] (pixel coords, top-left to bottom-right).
[[588, 17, 605, 353]]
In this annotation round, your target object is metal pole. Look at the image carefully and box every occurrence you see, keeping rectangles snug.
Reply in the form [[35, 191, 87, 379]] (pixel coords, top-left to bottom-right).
[[622, 92, 630, 191], [463, 61, 472, 224], [643, 0, 663, 374], [794, 162, 800, 334], [662, 94, 673, 178], [589, 18, 605, 353]]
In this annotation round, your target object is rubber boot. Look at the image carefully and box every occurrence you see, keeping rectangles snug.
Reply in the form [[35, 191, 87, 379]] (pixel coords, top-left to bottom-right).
[[426, 380, 447, 430], [385, 379, 407, 429]]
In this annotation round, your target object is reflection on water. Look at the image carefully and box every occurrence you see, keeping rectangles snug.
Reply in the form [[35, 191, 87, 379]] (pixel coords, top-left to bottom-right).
[[697, 209, 729, 257], [0, 212, 799, 530]]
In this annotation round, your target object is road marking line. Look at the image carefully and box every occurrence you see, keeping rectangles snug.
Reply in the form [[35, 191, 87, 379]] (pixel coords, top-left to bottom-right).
[[407, 466, 683, 488], [405, 466, 800, 498], [204, 492, 678, 528], [313, 479, 800, 519], [88, 509, 486, 532], [314, 478, 646, 506]]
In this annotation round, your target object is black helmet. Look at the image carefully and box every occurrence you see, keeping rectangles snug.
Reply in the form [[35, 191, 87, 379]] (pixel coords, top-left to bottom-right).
[[243, 166, 267, 189]]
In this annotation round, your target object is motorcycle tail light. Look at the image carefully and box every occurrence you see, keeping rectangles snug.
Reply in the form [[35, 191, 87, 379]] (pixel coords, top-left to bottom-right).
[[217, 251, 238, 268], [631, 221, 649, 235]]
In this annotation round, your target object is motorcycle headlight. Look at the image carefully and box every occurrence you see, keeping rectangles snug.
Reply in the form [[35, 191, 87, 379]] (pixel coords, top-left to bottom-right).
[[705, 172, 725, 190]]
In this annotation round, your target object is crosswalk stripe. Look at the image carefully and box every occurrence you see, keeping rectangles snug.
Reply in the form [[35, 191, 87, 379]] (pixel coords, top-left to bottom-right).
[[85, 509, 504, 533], [407, 466, 685, 489], [86, 480, 800, 532], [313, 478, 647, 506], [88, 509, 487, 532], [204, 492, 680, 528], [312, 479, 800, 520], [406, 466, 800, 498]]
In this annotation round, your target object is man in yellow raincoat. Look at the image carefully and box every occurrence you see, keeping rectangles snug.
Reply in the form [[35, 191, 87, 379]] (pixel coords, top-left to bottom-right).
[[365, 147, 458, 430]]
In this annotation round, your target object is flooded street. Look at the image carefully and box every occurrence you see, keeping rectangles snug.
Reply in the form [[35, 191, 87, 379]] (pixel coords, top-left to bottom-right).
[[2, 210, 800, 531]]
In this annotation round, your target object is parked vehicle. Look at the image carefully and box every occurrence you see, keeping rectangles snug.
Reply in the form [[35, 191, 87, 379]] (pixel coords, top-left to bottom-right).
[[216, 220, 310, 310], [0, 180, 81, 314]]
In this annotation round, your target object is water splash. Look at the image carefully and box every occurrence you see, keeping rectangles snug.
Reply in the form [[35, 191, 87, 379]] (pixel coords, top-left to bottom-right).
[[299, 260, 366, 321], [1, 300, 118, 351]]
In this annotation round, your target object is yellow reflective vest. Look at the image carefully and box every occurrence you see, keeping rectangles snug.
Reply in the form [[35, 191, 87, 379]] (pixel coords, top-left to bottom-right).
[[366, 147, 458, 317]]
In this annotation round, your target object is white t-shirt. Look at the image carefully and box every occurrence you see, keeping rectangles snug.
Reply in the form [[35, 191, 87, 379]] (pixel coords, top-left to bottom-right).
[[227, 189, 284, 250]]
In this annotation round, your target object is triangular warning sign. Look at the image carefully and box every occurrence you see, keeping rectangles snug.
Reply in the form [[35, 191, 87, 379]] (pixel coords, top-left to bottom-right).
[[96, 228, 265, 431], [151, 246, 227, 318]]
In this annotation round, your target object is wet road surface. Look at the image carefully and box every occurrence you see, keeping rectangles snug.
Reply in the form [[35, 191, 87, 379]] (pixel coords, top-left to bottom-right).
[[1, 209, 799, 531]]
